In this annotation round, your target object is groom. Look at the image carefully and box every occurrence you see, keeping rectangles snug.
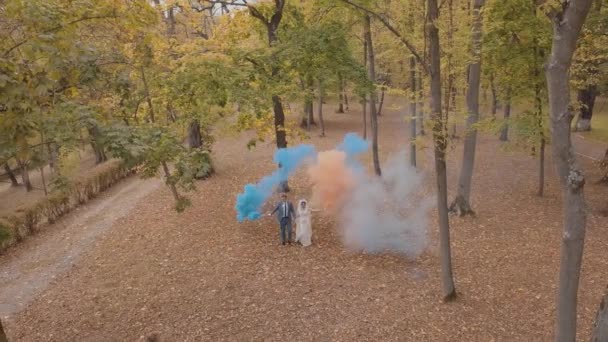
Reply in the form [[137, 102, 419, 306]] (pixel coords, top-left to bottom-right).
[[269, 192, 296, 245]]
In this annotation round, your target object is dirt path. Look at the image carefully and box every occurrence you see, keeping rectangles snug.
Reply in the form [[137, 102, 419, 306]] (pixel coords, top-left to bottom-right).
[[2, 98, 607, 341], [0, 177, 160, 317]]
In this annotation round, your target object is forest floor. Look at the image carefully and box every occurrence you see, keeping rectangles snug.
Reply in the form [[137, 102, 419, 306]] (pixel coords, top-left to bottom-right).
[[2, 97, 607, 341]]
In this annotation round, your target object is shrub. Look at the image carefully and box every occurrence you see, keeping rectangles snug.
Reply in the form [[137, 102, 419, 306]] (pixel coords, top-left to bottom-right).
[[0, 160, 134, 253]]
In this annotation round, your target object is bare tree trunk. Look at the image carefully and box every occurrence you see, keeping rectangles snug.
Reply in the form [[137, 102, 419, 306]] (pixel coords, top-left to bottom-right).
[[428, 0, 456, 301], [545, 1, 593, 340], [3, 163, 19, 187], [592, 284, 608, 341], [318, 81, 325, 137], [188, 120, 203, 149], [418, 71, 425, 136], [161, 161, 180, 202], [500, 91, 511, 141], [88, 125, 107, 164], [490, 76, 499, 119], [343, 80, 349, 111], [450, 0, 485, 217], [0, 318, 7, 342], [410, 56, 417, 168], [47, 143, 58, 174], [377, 86, 385, 116], [364, 15, 381, 176], [362, 30, 368, 140], [17, 158, 32, 192], [338, 75, 345, 113], [140, 66, 155, 124], [575, 85, 597, 132]]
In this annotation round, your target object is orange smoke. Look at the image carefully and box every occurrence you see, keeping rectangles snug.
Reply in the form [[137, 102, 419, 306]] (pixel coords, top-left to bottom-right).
[[307, 150, 355, 215]]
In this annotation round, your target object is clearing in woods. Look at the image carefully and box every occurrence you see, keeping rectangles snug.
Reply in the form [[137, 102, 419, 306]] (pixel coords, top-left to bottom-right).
[[1, 97, 607, 341]]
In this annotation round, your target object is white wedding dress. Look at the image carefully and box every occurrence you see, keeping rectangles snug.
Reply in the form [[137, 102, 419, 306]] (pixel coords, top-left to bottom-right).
[[295, 199, 312, 247]]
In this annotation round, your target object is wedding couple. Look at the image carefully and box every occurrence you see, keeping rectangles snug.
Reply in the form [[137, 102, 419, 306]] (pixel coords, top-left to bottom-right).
[[268, 193, 314, 246]]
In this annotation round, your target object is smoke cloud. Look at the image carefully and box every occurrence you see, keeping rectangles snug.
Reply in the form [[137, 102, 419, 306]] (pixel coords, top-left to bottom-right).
[[338, 152, 431, 257], [235, 133, 430, 257], [235, 144, 316, 221]]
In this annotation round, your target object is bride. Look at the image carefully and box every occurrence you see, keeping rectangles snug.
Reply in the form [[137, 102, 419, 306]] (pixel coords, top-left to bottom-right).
[[295, 199, 313, 247]]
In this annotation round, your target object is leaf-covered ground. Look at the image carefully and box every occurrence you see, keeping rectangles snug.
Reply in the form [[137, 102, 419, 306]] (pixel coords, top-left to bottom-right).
[[2, 98, 607, 341]]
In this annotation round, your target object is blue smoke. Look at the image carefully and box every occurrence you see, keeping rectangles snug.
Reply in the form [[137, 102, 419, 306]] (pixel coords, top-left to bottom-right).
[[235, 144, 316, 221], [337, 132, 369, 158], [337, 132, 369, 172]]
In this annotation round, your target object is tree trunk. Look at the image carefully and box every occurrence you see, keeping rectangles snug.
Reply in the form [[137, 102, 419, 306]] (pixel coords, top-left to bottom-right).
[[377, 87, 385, 116], [575, 85, 597, 131], [188, 120, 203, 149], [338, 75, 345, 113], [362, 30, 368, 140], [300, 78, 316, 128], [428, 0, 457, 301], [364, 15, 381, 176], [450, 0, 485, 217], [500, 92, 511, 141], [318, 81, 325, 137], [140, 66, 155, 124], [40, 165, 48, 196], [0, 318, 7, 342], [47, 143, 58, 174], [545, 1, 593, 341], [17, 158, 32, 192], [600, 148, 608, 183], [410, 56, 417, 168], [592, 285, 608, 341], [88, 125, 107, 164], [539, 137, 546, 197], [418, 71, 425, 136], [161, 161, 180, 202], [343, 80, 349, 111], [490, 76, 499, 119], [3, 163, 19, 187]]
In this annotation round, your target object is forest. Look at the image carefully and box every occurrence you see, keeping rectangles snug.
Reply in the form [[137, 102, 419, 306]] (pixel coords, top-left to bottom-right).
[[0, 0, 607, 341]]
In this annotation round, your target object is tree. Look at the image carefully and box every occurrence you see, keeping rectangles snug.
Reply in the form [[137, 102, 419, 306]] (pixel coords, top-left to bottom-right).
[[450, 0, 486, 216], [409, 56, 417, 167], [428, 0, 457, 301], [545, 0, 594, 340], [2, 163, 19, 187], [337, 0, 456, 300], [364, 14, 382, 176], [591, 284, 608, 341]]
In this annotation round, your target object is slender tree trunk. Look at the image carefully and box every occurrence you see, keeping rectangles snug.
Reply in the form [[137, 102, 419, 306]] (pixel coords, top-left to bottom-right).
[[161, 161, 180, 202], [343, 80, 349, 111], [575, 85, 597, 131], [188, 120, 203, 149], [600, 148, 608, 183], [450, 0, 485, 217], [428, 0, 456, 301], [418, 71, 425, 136], [410, 56, 417, 168], [318, 81, 325, 137], [500, 94, 511, 141], [377, 86, 385, 116], [140, 66, 155, 124], [0, 318, 7, 342], [3, 163, 19, 186], [88, 125, 107, 164], [338, 75, 345, 113], [17, 158, 32, 192], [364, 15, 381, 176], [592, 284, 608, 341], [536, 87, 546, 197], [362, 30, 368, 140], [47, 143, 58, 174], [545, 1, 593, 340], [490, 76, 499, 119]]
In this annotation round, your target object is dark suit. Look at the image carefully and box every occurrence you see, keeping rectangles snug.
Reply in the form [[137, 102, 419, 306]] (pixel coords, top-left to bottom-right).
[[272, 200, 295, 244]]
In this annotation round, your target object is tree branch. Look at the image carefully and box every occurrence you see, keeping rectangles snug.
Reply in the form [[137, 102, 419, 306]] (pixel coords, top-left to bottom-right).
[[337, 0, 427, 72]]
